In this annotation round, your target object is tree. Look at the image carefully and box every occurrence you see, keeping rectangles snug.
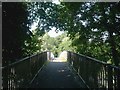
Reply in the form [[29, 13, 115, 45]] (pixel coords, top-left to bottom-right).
[[2, 2, 32, 66], [58, 2, 120, 66], [23, 28, 44, 55], [3, 2, 119, 66]]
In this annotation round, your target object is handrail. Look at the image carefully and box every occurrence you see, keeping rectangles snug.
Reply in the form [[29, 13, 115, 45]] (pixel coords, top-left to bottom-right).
[[67, 51, 120, 89], [2, 51, 51, 89], [70, 51, 109, 65], [2, 53, 41, 69]]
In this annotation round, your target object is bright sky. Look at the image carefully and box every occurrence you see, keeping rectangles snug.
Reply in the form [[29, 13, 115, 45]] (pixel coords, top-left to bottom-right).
[[30, 22, 64, 37], [52, 0, 60, 4], [48, 27, 64, 37]]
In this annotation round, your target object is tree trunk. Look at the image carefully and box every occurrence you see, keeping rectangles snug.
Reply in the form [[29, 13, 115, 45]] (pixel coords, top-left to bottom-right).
[[108, 30, 119, 66]]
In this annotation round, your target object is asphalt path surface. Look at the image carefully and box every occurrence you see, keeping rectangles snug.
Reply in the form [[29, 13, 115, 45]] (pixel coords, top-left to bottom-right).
[[29, 61, 87, 88]]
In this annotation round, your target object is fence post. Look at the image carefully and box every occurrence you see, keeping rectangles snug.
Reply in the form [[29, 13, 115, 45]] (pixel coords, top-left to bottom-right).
[[2, 61, 11, 89], [29, 55, 32, 79], [115, 68, 120, 89], [70, 52, 72, 65], [116, 68, 120, 89], [49, 51, 51, 61], [108, 65, 113, 89], [2, 67, 8, 89]]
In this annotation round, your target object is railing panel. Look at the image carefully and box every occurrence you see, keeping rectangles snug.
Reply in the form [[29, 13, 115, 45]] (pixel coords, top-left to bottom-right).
[[2, 51, 49, 89], [12, 58, 31, 88], [67, 51, 120, 89]]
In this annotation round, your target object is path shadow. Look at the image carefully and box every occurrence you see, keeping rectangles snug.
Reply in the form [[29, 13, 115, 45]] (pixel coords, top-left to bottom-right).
[[29, 61, 87, 88]]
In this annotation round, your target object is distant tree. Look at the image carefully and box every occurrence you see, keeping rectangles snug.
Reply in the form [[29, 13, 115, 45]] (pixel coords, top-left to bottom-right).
[[23, 28, 44, 55]]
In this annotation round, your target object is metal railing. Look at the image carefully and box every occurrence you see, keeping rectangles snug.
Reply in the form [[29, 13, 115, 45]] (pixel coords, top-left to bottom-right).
[[67, 51, 120, 89], [2, 51, 51, 89]]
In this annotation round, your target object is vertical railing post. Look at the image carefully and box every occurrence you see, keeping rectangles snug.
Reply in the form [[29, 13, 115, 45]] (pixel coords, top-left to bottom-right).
[[70, 52, 71, 61], [67, 51, 69, 62], [117, 69, 120, 89], [108, 65, 113, 89], [3, 61, 11, 89], [2, 66, 8, 89], [115, 68, 120, 89], [49, 51, 51, 61], [46, 52, 47, 61], [37, 53, 39, 71], [29, 55, 31, 79]]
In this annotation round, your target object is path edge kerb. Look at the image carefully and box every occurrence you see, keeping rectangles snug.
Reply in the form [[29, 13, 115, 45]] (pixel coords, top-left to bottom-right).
[[28, 60, 49, 88], [67, 62, 89, 88]]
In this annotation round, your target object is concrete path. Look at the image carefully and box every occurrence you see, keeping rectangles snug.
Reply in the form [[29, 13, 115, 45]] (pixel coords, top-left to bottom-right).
[[29, 61, 87, 88]]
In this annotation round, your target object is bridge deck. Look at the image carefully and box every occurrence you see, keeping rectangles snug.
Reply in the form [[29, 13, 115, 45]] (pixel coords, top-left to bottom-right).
[[29, 60, 87, 88]]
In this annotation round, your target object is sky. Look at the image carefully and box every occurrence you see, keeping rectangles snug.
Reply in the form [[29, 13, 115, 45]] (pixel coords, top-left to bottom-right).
[[30, 22, 64, 37], [48, 27, 64, 37]]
